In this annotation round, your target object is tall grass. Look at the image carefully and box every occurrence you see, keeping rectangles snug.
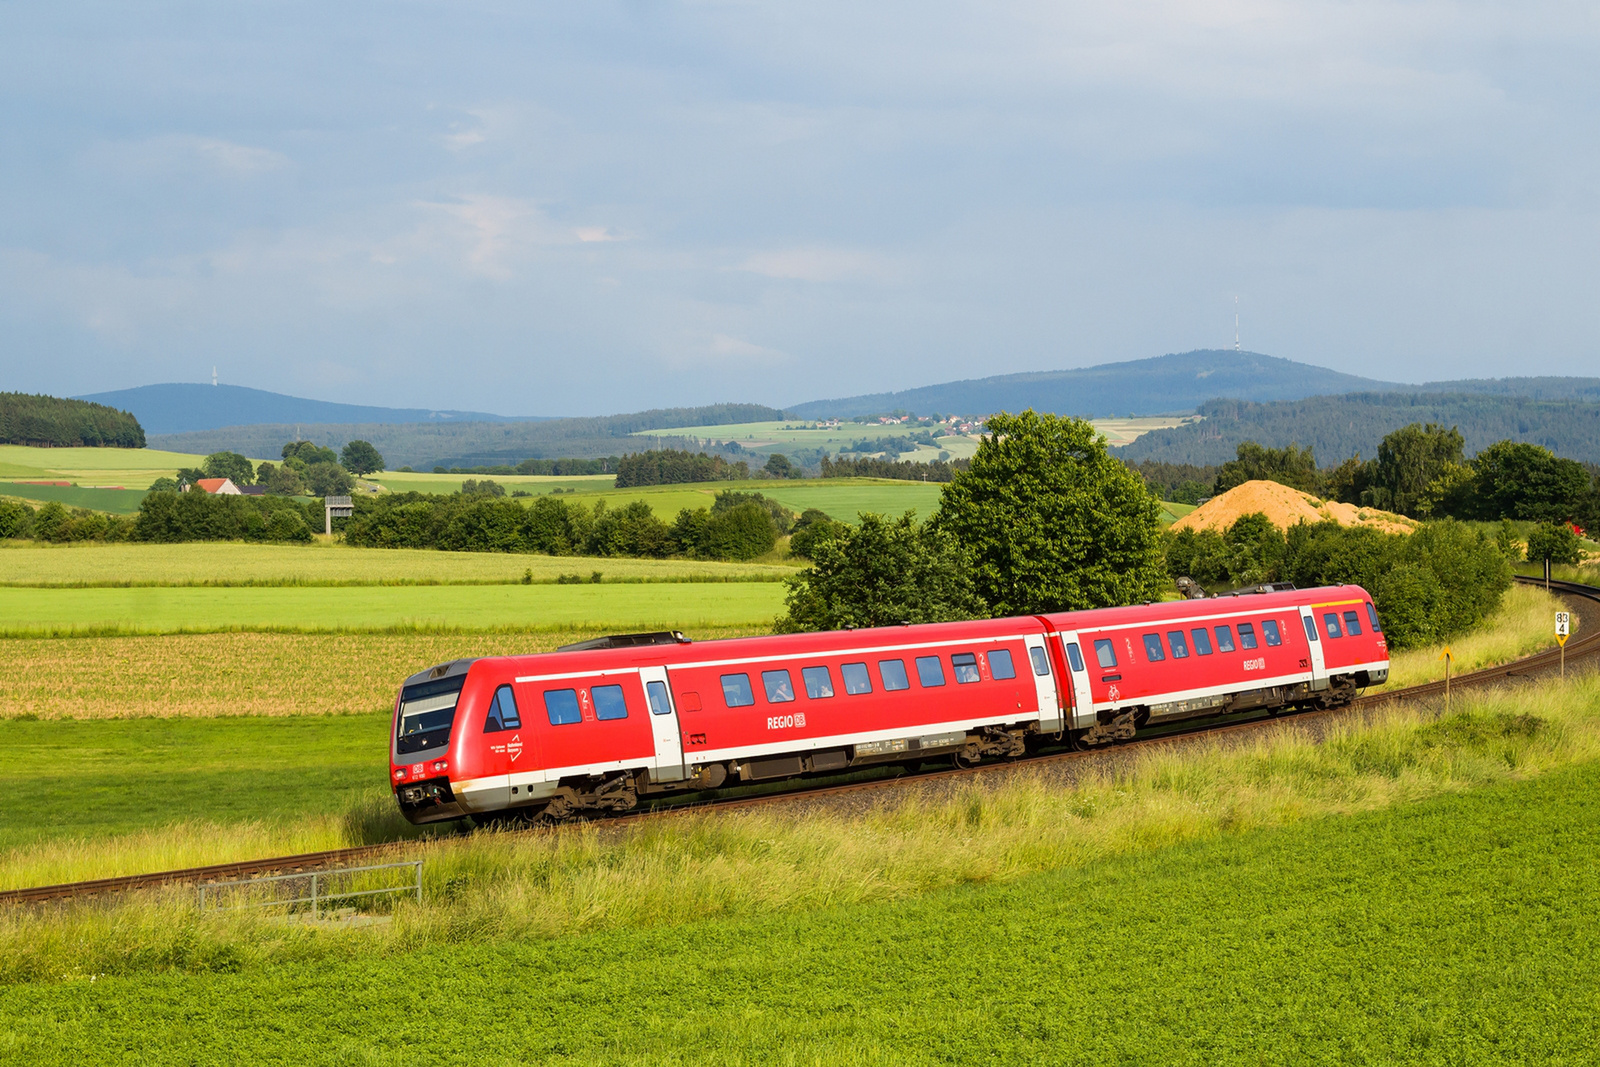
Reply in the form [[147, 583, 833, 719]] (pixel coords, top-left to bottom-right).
[[3, 672, 1597, 985], [1379, 582, 1569, 690]]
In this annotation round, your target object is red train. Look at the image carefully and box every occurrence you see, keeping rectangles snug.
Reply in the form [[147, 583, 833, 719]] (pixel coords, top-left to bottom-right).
[[391, 584, 1390, 824]]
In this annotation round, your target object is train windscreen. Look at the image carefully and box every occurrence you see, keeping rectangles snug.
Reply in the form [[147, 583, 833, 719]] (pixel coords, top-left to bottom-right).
[[397, 675, 466, 755]]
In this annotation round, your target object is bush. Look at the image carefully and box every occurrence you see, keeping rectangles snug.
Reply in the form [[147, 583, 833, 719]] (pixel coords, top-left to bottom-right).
[[700, 503, 778, 560], [788, 509, 843, 560], [264, 509, 313, 543], [1525, 522, 1583, 566], [304, 462, 355, 497], [0, 498, 32, 539], [133, 491, 320, 544]]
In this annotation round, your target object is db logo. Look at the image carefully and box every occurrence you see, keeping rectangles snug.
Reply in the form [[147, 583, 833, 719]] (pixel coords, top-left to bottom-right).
[[507, 734, 523, 762]]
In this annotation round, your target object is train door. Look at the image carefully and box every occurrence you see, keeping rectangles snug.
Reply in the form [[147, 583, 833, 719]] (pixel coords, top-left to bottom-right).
[[1297, 608, 1329, 690], [640, 666, 687, 782], [1023, 635, 1063, 733], [1054, 631, 1097, 731]]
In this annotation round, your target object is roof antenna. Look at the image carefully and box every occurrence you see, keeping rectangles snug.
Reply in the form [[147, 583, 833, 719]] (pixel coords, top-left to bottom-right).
[[1234, 297, 1240, 352]]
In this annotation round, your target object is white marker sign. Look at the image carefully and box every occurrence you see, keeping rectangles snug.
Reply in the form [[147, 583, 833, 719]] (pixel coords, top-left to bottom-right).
[[1556, 612, 1570, 647]]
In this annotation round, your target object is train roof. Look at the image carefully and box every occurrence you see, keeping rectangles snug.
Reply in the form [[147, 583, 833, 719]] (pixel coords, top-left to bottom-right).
[[1040, 584, 1372, 632]]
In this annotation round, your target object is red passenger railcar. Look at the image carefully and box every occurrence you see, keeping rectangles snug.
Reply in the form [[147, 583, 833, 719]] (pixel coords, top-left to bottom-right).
[[391, 584, 1388, 824]]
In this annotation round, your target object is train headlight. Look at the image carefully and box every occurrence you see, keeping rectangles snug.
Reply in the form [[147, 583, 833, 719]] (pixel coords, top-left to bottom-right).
[[392, 769, 406, 781], [431, 760, 449, 773]]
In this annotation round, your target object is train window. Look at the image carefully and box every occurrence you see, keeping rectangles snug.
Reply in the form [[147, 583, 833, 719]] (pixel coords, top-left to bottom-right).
[[842, 662, 873, 695], [721, 673, 755, 708], [1190, 628, 1213, 656], [879, 659, 910, 691], [1214, 626, 1236, 653], [1094, 639, 1117, 669], [484, 685, 521, 732], [988, 649, 1017, 679], [1322, 613, 1343, 639], [916, 656, 947, 687], [1238, 623, 1259, 650], [1166, 631, 1190, 658], [593, 684, 629, 721], [1064, 643, 1085, 673], [1366, 602, 1383, 633], [1030, 647, 1051, 676], [544, 689, 581, 726], [1343, 610, 1363, 636], [951, 653, 981, 683], [762, 670, 796, 703], [1142, 633, 1166, 662], [646, 680, 672, 716], [1263, 620, 1283, 646], [802, 666, 835, 699], [1301, 616, 1319, 643], [397, 675, 465, 755]]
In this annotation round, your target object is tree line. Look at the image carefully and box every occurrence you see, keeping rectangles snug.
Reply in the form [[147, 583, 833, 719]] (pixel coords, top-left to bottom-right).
[[614, 449, 751, 488], [0, 491, 317, 544], [819, 455, 970, 481], [0, 393, 145, 448]]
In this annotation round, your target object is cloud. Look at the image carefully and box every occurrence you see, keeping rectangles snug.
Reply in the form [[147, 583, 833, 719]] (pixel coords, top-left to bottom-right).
[[709, 333, 785, 360], [93, 135, 290, 177], [740, 246, 900, 283]]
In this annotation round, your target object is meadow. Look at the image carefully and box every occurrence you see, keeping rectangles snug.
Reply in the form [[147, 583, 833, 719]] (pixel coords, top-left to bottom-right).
[[1, 677, 1598, 1066], [0, 581, 788, 636], [367, 471, 615, 496], [0, 540, 796, 587], [545, 476, 946, 523]]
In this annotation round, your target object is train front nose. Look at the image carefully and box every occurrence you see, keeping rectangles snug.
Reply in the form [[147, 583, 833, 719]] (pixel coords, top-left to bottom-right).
[[392, 761, 464, 823]]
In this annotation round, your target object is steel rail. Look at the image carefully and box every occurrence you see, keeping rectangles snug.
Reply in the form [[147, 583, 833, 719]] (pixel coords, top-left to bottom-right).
[[6, 574, 1595, 907]]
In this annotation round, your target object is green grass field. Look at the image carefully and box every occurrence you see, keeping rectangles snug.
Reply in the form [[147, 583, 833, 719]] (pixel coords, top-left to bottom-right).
[[0, 443, 222, 514], [0, 582, 788, 635], [0, 541, 796, 587], [3, 746, 1597, 1063], [554, 476, 946, 522], [0, 483, 152, 514], [368, 471, 615, 495]]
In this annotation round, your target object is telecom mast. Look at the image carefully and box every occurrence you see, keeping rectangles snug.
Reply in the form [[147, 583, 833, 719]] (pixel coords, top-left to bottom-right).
[[212, 366, 218, 386], [1234, 297, 1240, 352]]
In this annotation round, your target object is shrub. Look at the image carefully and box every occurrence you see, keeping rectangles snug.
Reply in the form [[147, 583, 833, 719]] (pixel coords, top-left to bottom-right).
[[700, 503, 778, 561], [1525, 522, 1582, 566], [0, 498, 32, 539]]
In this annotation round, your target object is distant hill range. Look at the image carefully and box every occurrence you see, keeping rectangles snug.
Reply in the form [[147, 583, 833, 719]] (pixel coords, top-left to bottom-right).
[[1116, 393, 1600, 467], [147, 403, 787, 469], [786, 349, 1600, 420], [75, 383, 534, 436]]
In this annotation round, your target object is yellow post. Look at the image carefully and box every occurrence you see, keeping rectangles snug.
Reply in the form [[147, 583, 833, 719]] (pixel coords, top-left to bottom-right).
[[1441, 647, 1453, 714]]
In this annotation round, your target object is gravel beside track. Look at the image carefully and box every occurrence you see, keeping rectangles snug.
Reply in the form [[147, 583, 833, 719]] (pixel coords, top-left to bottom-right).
[[6, 575, 1595, 906]]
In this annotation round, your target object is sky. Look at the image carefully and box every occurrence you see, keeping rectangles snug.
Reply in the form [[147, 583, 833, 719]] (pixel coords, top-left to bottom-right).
[[2, 1, 1597, 416]]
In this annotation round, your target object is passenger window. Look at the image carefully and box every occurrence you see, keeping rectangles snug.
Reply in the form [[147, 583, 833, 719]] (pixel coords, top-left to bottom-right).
[[1142, 633, 1166, 662], [1238, 623, 1259, 650], [951, 653, 981, 683], [1030, 647, 1051, 676], [646, 680, 672, 716], [1214, 626, 1236, 653], [1093, 639, 1117, 669], [544, 688, 581, 726], [1366, 602, 1383, 633], [841, 662, 873, 695], [484, 685, 521, 732], [915, 655, 946, 687], [1301, 616, 1319, 643], [1323, 613, 1342, 639], [1343, 610, 1363, 636], [593, 684, 628, 721], [988, 649, 1017, 679], [721, 673, 755, 708], [879, 659, 910, 691], [1167, 631, 1190, 658], [1065, 644, 1085, 673], [1190, 628, 1213, 656], [802, 666, 835, 699], [762, 670, 796, 703], [1263, 620, 1283, 646]]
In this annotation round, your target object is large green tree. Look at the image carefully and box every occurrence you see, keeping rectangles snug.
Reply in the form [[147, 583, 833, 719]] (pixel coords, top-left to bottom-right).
[[778, 511, 985, 632], [203, 451, 256, 486], [1469, 440, 1591, 522], [1365, 423, 1464, 516], [935, 410, 1166, 614], [340, 439, 385, 475], [1212, 441, 1320, 495]]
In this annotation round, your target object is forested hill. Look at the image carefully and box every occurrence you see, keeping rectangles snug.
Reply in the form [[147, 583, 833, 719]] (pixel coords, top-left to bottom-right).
[[75, 383, 531, 436], [1, 392, 145, 448], [1115, 393, 1600, 466], [787, 350, 1397, 419], [147, 403, 787, 469]]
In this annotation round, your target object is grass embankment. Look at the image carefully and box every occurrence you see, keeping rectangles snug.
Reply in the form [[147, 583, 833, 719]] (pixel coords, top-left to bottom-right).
[[3, 671, 1597, 947], [1379, 582, 1571, 690], [6, 755, 1593, 1062], [0, 627, 765, 721], [0, 540, 796, 587], [0, 581, 787, 636]]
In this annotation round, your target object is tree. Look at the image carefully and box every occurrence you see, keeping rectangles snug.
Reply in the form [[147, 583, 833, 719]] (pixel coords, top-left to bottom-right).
[[1525, 522, 1582, 566], [147, 476, 180, 493], [176, 467, 207, 488], [304, 461, 355, 497], [712, 490, 793, 534], [778, 512, 987, 632], [1470, 441, 1591, 522], [788, 508, 843, 560], [341, 440, 385, 475], [203, 451, 256, 486], [261, 463, 305, 495], [935, 410, 1166, 615], [460, 478, 506, 498], [0, 498, 31, 539], [282, 441, 339, 466], [763, 453, 796, 478], [1212, 442, 1320, 496], [1363, 423, 1464, 516], [700, 502, 778, 560]]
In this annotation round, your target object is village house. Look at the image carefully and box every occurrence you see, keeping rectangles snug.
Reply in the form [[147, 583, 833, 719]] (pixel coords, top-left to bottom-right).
[[190, 477, 241, 495]]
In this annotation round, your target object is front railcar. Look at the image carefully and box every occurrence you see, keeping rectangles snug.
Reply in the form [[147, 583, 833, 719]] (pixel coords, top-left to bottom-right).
[[390, 659, 477, 824]]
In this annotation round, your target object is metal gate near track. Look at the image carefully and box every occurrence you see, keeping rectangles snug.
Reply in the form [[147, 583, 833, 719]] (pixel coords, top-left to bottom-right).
[[197, 860, 423, 919]]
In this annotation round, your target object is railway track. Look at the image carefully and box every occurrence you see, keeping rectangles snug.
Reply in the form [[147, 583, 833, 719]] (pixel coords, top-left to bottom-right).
[[6, 574, 1596, 907]]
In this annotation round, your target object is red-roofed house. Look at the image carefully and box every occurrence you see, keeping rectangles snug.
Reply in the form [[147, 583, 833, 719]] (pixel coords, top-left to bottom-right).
[[192, 477, 242, 495]]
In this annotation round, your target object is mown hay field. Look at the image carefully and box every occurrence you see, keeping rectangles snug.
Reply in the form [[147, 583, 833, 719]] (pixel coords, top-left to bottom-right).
[[0, 581, 787, 636], [0, 540, 796, 587], [0, 626, 765, 721]]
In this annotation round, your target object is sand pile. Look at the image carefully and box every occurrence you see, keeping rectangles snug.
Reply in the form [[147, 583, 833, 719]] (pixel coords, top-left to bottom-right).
[[1171, 479, 1418, 536]]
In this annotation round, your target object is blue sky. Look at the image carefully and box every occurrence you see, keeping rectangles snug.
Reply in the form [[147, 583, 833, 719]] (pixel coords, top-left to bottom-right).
[[2, 2, 1596, 415]]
